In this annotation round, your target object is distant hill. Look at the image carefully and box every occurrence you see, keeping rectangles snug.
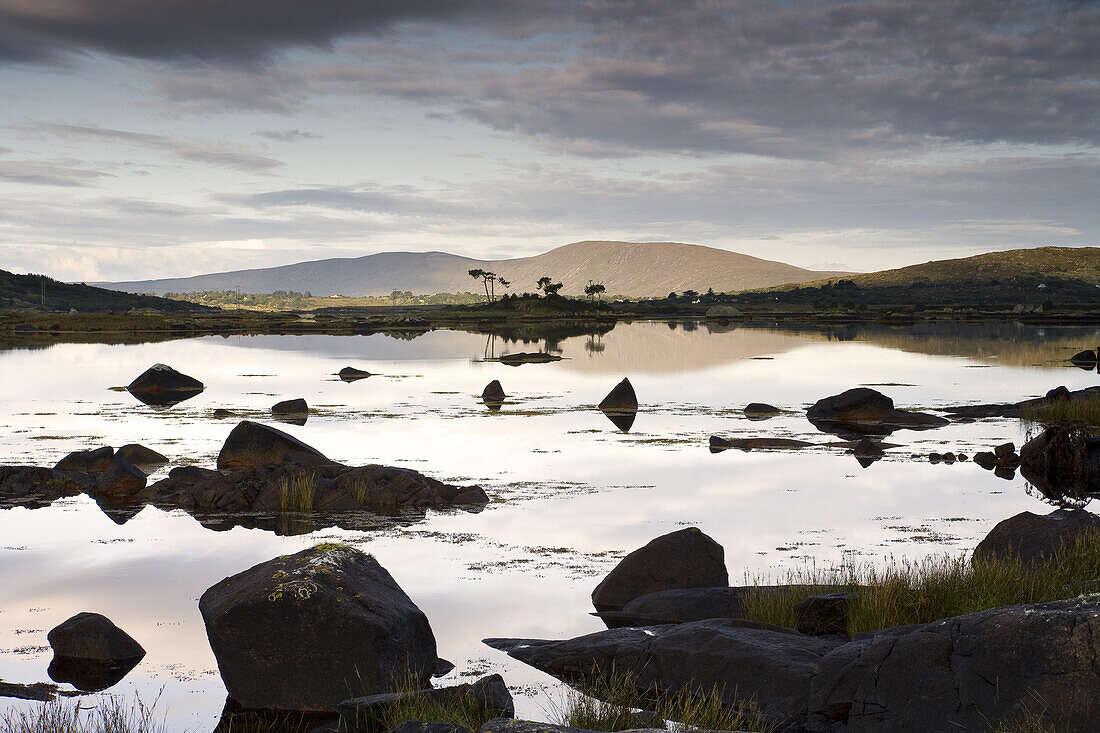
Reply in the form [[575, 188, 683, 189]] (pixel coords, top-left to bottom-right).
[[839, 246, 1100, 287], [99, 241, 847, 298], [1, 269, 208, 313]]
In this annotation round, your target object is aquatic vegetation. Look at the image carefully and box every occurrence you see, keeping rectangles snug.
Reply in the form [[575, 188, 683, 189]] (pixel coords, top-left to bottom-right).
[[550, 671, 774, 732], [739, 530, 1100, 633], [278, 471, 317, 513], [0, 695, 165, 733]]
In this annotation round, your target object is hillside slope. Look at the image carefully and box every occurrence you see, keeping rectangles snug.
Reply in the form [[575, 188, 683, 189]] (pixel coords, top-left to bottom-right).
[[1, 270, 208, 313], [845, 246, 1100, 287], [101, 241, 845, 298]]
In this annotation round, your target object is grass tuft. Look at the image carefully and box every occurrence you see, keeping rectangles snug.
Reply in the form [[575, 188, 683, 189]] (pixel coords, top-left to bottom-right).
[[739, 530, 1100, 635], [1020, 393, 1100, 427], [278, 471, 316, 513], [0, 696, 165, 733]]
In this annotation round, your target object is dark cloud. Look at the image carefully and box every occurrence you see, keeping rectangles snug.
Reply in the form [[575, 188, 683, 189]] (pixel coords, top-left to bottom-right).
[[0, 0, 550, 64], [255, 129, 321, 142], [29, 123, 282, 171]]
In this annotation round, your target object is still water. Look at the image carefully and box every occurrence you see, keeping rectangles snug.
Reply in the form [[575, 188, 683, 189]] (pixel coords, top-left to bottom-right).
[[0, 320, 1097, 727]]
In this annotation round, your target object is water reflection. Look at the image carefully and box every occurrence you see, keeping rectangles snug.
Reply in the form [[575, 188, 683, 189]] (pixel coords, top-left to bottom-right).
[[47, 655, 142, 693]]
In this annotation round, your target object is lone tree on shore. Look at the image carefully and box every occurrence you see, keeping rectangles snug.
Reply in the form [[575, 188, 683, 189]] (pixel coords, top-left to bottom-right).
[[468, 269, 499, 302], [584, 281, 606, 301], [536, 276, 564, 297]]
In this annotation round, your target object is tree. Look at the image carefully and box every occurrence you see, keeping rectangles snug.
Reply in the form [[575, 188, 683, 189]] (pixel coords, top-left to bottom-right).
[[497, 277, 511, 297], [537, 276, 563, 297], [468, 269, 499, 302], [584, 281, 606, 301]]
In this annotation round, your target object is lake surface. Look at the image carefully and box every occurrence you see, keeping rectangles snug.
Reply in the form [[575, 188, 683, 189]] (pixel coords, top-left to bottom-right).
[[1, 320, 1098, 727]]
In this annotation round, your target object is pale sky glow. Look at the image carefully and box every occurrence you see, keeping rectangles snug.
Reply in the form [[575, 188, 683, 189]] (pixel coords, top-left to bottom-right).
[[0, 1, 1097, 282]]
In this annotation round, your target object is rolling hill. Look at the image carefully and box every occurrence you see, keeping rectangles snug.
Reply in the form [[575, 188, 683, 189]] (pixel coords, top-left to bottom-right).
[[99, 241, 847, 298], [838, 246, 1100, 287], [0, 269, 208, 313]]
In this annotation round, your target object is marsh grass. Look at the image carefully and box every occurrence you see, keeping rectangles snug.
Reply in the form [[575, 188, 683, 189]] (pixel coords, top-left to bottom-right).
[[738, 530, 1100, 634], [0, 696, 165, 733], [1020, 393, 1100, 428], [550, 672, 775, 733], [278, 471, 316, 513]]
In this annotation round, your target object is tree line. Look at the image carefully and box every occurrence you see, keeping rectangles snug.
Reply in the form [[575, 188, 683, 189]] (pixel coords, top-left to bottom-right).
[[467, 270, 605, 302]]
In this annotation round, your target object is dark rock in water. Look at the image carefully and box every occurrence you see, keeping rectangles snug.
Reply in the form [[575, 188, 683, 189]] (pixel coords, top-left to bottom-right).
[[1018, 426, 1100, 503], [481, 380, 506, 404], [47, 654, 143, 693], [499, 352, 562, 366], [212, 408, 238, 418], [852, 438, 883, 458], [272, 398, 309, 425], [744, 402, 780, 418], [942, 451, 956, 463], [795, 593, 851, 637], [338, 366, 372, 382], [488, 597, 1100, 732], [993, 465, 1016, 480], [115, 443, 168, 469], [994, 442, 1016, 458], [973, 451, 998, 470], [200, 544, 438, 712], [709, 435, 813, 452], [433, 658, 456, 677], [807, 387, 949, 437], [126, 363, 204, 406], [338, 674, 513, 731], [54, 446, 114, 473], [598, 378, 638, 412], [928, 452, 942, 463], [973, 508, 1100, 567], [0, 679, 67, 702], [956, 453, 968, 461], [1070, 349, 1097, 368], [602, 410, 636, 432], [96, 457, 147, 501], [217, 420, 329, 470], [47, 612, 145, 663], [591, 528, 727, 613]]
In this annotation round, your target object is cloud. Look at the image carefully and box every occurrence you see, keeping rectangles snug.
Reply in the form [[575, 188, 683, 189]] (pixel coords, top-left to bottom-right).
[[26, 123, 282, 171], [254, 129, 320, 142], [0, 159, 109, 187]]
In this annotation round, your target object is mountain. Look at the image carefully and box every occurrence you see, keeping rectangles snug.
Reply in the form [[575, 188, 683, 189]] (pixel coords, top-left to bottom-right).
[[837, 246, 1100, 287], [99, 241, 847, 298], [0, 269, 207, 313]]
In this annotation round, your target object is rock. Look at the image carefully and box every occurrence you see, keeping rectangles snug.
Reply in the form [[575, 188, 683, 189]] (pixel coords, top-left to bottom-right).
[[199, 544, 438, 712], [795, 593, 851, 637], [217, 421, 330, 470], [591, 528, 728, 613], [598, 378, 638, 412], [433, 658, 456, 677], [705, 305, 742, 319], [973, 508, 1100, 567], [54, 446, 114, 472], [490, 597, 1100, 731], [956, 453, 968, 461], [993, 465, 1016, 480], [1018, 426, 1100, 502], [1069, 350, 1097, 369], [807, 387, 948, 436], [339, 366, 372, 382], [994, 442, 1015, 458], [498, 352, 562, 366], [338, 674, 513, 731], [272, 398, 309, 424], [47, 613, 145, 663], [96, 457, 147, 500], [115, 443, 168, 469], [604, 586, 740, 627], [973, 451, 997, 470], [212, 408, 238, 418], [481, 380, 506, 404], [928, 452, 942, 464], [942, 451, 956, 463], [47, 654, 144, 693], [391, 723, 473, 733], [709, 436, 813, 452], [126, 363, 204, 406], [852, 438, 883, 458], [0, 680, 67, 702], [743, 402, 780, 417]]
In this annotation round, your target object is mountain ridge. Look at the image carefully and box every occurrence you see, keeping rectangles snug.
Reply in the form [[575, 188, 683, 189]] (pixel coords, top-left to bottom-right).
[[98, 240, 849, 298]]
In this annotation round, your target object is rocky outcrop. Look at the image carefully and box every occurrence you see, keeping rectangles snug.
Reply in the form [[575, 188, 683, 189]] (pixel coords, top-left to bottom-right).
[[973, 508, 1100, 567], [591, 528, 728, 613], [217, 420, 330, 470], [488, 596, 1100, 731], [126, 363, 204, 406], [200, 544, 437, 712], [807, 387, 948, 436]]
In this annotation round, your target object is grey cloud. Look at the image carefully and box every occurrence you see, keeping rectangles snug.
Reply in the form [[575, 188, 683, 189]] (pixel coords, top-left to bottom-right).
[[29, 123, 282, 171], [255, 130, 321, 142], [222, 185, 475, 218], [0, 160, 108, 187]]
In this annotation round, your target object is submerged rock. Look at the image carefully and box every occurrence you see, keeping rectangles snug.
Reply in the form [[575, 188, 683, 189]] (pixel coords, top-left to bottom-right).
[[743, 402, 780, 418], [200, 544, 437, 712], [126, 363, 204, 407], [591, 528, 727, 613]]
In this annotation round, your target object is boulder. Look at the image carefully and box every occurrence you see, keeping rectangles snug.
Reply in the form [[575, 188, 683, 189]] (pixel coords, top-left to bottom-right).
[[743, 402, 780, 417], [704, 305, 742, 319], [994, 442, 1015, 458], [973, 451, 998, 470], [598, 378, 638, 412], [54, 446, 114, 473], [602, 586, 741, 627], [199, 544, 437, 712], [338, 674, 513, 731], [95, 457, 147, 500], [126, 363, 204, 406], [489, 597, 1100, 732], [217, 421, 329, 470], [591, 528, 728, 613], [973, 508, 1100, 567], [212, 408, 238, 418], [115, 443, 169, 469], [807, 387, 949, 436], [1018, 426, 1100, 503], [1069, 350, 1096, 368], [47, 613, 145, 663], [795, 593, 851, 637], [339, 366, 372, 382], [481, 380, 506, 404], [273, 398, 309, 415]]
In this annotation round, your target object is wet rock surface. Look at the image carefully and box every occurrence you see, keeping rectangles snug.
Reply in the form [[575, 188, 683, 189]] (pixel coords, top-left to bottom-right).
[[200, 544, 438, 712]]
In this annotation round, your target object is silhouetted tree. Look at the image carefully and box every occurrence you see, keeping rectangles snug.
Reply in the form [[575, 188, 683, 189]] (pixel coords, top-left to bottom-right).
[[469, 269, 499, 302], [537, 276, 563, 297], [584, 281, 606, 301]]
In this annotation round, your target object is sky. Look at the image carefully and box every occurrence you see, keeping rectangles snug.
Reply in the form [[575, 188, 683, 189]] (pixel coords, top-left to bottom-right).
[[0, 0, 1098, 282]]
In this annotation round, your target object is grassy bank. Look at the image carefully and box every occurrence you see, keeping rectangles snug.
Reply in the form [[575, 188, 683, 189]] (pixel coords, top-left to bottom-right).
[[1020, 393, 1100, 427], [739, 530, 1100, 634]]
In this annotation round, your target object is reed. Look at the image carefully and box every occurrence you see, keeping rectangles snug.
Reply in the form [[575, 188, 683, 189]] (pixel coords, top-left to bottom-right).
[[0, 696, 165, 733], [278, 471, 316, 513]]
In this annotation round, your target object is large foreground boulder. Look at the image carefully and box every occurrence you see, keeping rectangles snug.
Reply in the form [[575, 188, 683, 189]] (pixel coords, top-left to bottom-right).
[[973, 508, 1100, 567], [489, 597, 1100, 731], [126, 363, 204, 406], [199, 544, 437, 712], [591, 528, 727, 613], [807, 387, 948, 436], [217, 420, 330, 469]]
